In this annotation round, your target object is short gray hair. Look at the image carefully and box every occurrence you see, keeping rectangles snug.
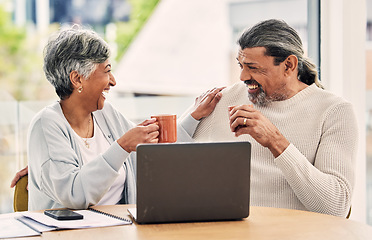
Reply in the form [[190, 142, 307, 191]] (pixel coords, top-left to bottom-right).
[[238, 19, 323, 89], [43, 25, 111, 100]]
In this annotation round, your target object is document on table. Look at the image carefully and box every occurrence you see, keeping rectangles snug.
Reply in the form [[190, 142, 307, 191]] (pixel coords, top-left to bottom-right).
[[0, 212, 41, 239], [22, 208, 132, 231], [0, 208, 131, 238]]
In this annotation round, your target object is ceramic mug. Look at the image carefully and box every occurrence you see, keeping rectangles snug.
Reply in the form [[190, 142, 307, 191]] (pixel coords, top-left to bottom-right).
[[151, 114, 177, 143]]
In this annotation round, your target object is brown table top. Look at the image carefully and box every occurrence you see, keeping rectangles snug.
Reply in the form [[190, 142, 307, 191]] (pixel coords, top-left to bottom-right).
[[14, 204, 372, 240]]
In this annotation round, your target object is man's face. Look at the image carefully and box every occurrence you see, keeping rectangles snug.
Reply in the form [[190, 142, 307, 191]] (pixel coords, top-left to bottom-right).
[[236, 47, 289, 106]]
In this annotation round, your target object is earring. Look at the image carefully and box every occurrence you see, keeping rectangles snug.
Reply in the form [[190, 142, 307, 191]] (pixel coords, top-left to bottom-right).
[[77, 86, 83, 93]]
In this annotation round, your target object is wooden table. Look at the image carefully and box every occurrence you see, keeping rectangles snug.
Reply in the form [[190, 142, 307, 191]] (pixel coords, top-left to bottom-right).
[[14, 204, 372, 240]]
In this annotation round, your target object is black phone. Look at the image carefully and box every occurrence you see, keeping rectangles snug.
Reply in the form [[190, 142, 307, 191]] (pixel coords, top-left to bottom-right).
[[44, 209, 84, 221]]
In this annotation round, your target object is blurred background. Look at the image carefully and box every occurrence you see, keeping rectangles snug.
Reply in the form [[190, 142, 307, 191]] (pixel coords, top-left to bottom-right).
[[0, 0, 371, 225]]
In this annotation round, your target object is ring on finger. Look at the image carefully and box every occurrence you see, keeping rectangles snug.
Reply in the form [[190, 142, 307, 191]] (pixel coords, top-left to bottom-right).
[[243, 118, 247, 126]]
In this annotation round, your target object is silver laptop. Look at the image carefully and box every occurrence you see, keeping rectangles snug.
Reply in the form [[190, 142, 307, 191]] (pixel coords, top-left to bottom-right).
[[128, 141, 251, 224]]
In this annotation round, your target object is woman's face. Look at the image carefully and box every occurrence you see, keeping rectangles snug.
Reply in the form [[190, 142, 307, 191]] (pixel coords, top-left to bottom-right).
[[82, 59, 116, 111]]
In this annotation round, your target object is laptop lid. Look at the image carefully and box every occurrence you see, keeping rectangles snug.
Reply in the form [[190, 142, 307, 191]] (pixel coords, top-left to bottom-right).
[[131, 141, 251, 224]]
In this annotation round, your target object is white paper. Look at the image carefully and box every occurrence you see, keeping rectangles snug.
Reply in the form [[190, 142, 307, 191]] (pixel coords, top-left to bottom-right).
[[17, 216, 56, 232], [22, 209, 131, 231], [0, 217, 41, 239]]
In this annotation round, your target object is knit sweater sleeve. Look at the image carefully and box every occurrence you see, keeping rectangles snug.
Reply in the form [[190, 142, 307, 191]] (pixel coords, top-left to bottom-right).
[[274, 102, 358, 217]]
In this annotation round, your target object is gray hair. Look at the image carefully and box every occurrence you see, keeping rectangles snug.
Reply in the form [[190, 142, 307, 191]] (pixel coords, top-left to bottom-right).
[[238, 19, 323, 89], [43, 25, 111, 100]]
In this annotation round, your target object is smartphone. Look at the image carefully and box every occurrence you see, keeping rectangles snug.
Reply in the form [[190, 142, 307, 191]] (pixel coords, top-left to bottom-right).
[[44, 209, 84, 221]]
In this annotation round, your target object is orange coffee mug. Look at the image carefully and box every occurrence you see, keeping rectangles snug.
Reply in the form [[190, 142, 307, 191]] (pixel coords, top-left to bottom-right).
[[151, 114, 177, 143]]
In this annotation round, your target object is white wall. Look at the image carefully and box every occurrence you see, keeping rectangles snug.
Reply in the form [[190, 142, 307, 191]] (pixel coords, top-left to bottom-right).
[[321, 0, 367, 223], [113, 0, 231, 96]]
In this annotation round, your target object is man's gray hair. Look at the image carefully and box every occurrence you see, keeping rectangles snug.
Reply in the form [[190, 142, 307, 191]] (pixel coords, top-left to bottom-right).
[[43, 25, 111, 100], [238, 19, 323, 89]]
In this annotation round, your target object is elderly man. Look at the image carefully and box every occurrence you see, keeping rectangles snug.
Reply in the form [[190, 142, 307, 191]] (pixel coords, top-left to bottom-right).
[[190, 19, 358, 217]]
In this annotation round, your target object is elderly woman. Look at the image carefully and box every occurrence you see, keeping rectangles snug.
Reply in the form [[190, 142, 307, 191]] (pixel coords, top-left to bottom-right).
[[28, 25, 222, 211]]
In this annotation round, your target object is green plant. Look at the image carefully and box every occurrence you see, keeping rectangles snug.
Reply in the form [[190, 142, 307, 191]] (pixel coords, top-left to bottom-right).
[[115, 0, 160, 62], [0, 4, 51, 101]]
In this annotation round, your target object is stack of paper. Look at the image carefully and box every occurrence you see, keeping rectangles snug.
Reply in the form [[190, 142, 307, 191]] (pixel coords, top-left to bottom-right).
[[0, 212, 42, 239], [22, 209, 131, 229], [0, 209, 131, 239]]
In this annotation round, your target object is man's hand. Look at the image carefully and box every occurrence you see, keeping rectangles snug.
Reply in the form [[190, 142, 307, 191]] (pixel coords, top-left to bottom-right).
[[10, 166, 28, 189], [229, 105, 290, 157], [191, 87, 225, 120]]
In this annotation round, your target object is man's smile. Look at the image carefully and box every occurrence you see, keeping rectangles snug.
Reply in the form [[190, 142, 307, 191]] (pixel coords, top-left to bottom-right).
[[244, 80, 261, 94]]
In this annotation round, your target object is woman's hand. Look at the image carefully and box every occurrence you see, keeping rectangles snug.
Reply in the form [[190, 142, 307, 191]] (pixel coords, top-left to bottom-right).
[[191, 87, 225, 121], [10, 166, 28, 189], [118, 118, 159, 153]]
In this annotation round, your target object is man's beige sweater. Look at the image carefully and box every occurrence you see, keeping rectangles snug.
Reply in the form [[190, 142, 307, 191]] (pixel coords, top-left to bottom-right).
[[191, 82, 358, 217]]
